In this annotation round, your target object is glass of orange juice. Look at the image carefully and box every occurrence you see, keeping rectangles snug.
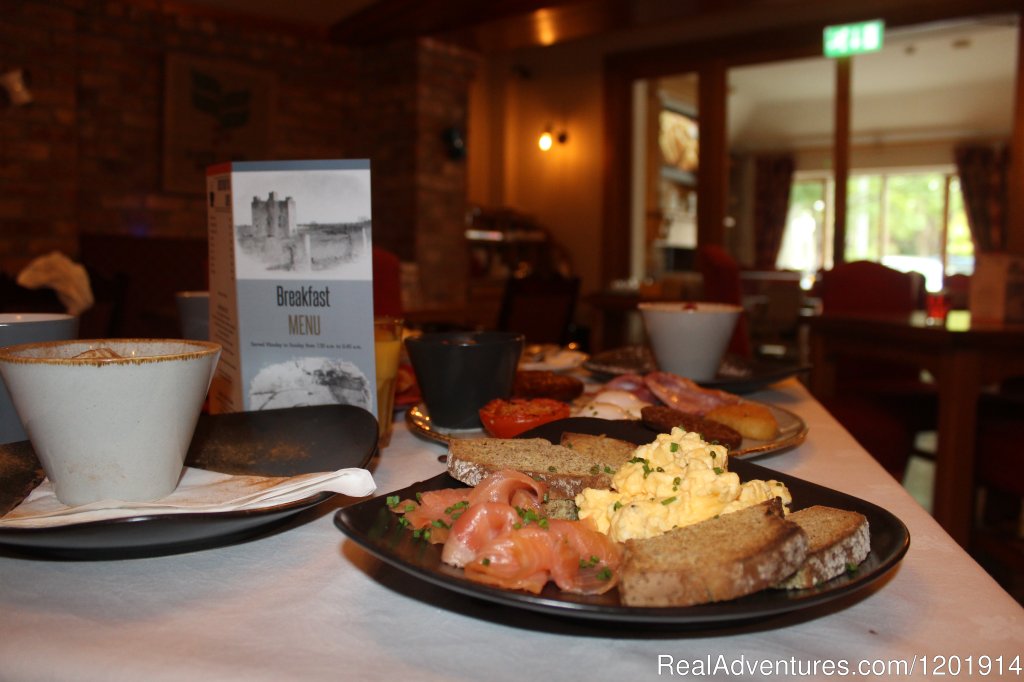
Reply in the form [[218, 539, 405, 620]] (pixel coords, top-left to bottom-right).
[[374, 317, 403, 448]]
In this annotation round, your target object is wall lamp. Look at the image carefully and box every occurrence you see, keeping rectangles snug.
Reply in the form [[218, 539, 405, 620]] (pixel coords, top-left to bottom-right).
[[538, 126, 568, 151]]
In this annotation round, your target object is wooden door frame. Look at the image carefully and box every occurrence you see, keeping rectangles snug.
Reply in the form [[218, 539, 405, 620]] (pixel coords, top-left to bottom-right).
[[600, 2, 1023, 287]]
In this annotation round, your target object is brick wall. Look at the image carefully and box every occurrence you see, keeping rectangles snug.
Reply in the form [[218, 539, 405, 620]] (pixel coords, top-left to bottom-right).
[[1, 0, 476, 311]]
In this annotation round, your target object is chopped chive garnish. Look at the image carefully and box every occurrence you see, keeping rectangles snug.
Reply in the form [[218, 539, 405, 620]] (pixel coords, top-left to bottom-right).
[[386, 495, 400, 508], [661, 496, 677, 505]]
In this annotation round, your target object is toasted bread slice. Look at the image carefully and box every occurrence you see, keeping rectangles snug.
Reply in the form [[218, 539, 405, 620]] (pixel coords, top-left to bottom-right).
[[705, 402, 779, 440], [559, 432, 636, 460], [618, 498, 808, 607], [447, 438, 629, 499], [541, 498, 579, 520], [777, 505, 870, 589]]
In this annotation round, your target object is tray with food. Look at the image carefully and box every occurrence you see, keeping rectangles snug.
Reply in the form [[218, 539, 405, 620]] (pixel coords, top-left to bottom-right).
[[335, 426, 908, 626], [405, 368, 808, 459]]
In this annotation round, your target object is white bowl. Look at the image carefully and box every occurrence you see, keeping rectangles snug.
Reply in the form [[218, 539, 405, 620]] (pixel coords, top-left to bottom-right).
[[0, 339, 221, 506], [639, 302, 742, 381]]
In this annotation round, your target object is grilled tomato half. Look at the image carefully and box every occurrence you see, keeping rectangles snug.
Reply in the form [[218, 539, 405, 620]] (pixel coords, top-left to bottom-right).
[[478, 398, 571, 438]]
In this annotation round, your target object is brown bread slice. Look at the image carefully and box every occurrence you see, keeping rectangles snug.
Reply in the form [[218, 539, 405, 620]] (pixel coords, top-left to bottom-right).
[[541, 498, 579, 520], [776, 505, 870, 589], [618, 498, 808, 607], [447, 437, 629, 499], [559, 432, 636, 460]]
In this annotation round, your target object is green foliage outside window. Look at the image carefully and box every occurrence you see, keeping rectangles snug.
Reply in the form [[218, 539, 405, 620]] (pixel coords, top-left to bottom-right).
[[781, 170, 974, 289]]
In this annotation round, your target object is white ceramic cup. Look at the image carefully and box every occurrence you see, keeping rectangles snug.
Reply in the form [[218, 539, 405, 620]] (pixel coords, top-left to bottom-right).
[[0, 313, 79, 444], [639, 302, 742, 381], [0, 339, 221, 506]]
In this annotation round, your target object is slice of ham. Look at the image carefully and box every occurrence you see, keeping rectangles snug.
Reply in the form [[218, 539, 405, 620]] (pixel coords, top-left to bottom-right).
[[603, 373, 659, 404], [644, 371, 740, 415]]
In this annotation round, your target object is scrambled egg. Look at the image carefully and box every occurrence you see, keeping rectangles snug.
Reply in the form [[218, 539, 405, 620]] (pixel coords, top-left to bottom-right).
[[575, 427, 791, 543]]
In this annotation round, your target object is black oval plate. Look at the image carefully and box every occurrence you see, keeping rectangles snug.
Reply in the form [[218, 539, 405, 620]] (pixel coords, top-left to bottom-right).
[[0, 404, 378, 560], [583, 347, 810, 395], [334, 436, 909, 626]]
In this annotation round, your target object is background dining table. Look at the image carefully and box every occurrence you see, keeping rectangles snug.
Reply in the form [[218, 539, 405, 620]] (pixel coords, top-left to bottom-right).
[[808, 310, 1024, 548], [1, 379, 1021, 681]]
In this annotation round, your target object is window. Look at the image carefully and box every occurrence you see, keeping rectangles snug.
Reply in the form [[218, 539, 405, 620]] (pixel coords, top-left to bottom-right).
[[779, 169, 973, 291]]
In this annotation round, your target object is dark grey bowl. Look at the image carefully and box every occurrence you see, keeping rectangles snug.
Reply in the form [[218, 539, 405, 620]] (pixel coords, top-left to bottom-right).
[[405, 331, 524, 430]]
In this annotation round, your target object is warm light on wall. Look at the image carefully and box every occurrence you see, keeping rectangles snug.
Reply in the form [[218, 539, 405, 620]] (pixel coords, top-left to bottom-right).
[[538, 127, 568, 152]]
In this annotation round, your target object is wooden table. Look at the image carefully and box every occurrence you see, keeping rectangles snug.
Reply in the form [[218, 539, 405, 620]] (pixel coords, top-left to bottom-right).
[[808, 310, 1024, 548]]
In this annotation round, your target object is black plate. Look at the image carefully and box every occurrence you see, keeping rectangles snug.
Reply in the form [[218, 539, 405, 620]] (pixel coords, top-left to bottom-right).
[[335, 462, 909, 626], [583, 347, 809, 395], [519, 412, 807, 459], [0, 404, 378, 560], [699, 355, 811, 394], [408, 408, 808, 460]]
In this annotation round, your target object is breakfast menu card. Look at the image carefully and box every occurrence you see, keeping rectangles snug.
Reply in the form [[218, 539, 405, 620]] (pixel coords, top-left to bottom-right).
[[205, 159, 378, 416]]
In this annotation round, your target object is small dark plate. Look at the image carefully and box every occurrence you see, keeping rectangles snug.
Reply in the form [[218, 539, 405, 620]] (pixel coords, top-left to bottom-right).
[[335, 458, 909, 626], [700, 356, 812, 394], [584, 347, 809, 395], [0, 404, 378, 560]]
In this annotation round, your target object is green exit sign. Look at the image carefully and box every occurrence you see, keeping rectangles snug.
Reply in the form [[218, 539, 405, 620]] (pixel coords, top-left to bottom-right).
[[824, 20, 885, 58]]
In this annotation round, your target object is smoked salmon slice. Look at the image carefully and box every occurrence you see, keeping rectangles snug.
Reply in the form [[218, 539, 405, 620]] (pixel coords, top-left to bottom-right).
[[467, 469, 547, 511], [441, 502, 520, 568], [390, 470, 622, 595]]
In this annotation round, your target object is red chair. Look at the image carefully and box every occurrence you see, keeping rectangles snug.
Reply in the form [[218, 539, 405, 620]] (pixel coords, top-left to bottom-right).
[[696, 244, 752, 358], [815, 261, 935, 479], [372, 247, 403, 318], [818, 261, 928, 393]]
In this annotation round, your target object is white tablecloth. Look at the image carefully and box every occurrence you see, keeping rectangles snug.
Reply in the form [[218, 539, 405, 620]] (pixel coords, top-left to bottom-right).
[[1, 379, 1021, 681]]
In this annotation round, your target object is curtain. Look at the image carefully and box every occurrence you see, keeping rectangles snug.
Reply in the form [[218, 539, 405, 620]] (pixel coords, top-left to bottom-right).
[[753, 154, 795, 269], [954, 143, 1009, 253]]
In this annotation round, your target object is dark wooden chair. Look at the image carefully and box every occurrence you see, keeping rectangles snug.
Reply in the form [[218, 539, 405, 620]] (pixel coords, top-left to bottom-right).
[[815, 260, 936, 479], [497, 274, 579, 346]]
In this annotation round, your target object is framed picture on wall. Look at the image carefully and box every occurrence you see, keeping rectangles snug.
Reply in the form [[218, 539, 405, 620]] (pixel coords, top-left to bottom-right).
[[163, 54, 276, 193]]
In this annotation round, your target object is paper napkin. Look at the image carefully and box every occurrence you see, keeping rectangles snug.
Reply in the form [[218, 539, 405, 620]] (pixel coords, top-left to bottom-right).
[[0, 466, 376, 528]]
